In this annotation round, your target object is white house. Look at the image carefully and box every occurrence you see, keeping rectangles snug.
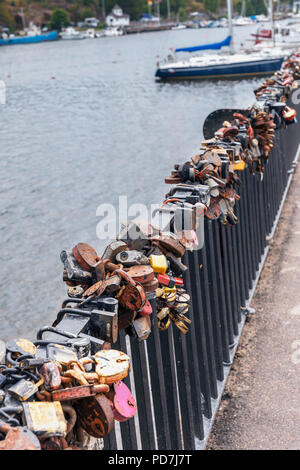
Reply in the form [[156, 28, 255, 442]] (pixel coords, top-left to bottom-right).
[[84, 17, 100, 28], [293, 1, 300, 13], [106, 4, 130, 27]]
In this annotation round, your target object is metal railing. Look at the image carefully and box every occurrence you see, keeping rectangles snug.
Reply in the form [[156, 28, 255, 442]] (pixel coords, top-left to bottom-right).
[[104, 99, 300, 450]]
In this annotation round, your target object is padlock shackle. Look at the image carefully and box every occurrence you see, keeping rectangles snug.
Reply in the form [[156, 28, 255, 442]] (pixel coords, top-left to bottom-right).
[[37, 326, 77, 341], [56, 308, 92, 324]]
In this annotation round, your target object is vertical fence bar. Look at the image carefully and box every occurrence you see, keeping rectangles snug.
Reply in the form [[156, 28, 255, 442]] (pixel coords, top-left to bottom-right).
[[185, 250, 213, 419], [211, 222, 231, 361], [206, 221, 226, 379], [142, 310, 172, 449], [207, 221, 229, 366], [198, 241, 220, 397]]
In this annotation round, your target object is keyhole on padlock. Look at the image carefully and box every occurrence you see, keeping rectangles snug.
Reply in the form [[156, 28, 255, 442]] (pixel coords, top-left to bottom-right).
[[128, 400, 135, 407]]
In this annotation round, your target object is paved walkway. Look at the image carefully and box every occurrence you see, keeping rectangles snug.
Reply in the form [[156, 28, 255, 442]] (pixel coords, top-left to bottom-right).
[[207, 163, 300, 450]]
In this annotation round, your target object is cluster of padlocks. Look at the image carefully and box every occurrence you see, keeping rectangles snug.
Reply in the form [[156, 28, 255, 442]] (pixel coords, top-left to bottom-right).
[[165, 52, 300, 227], [0, 51, 300, 450]]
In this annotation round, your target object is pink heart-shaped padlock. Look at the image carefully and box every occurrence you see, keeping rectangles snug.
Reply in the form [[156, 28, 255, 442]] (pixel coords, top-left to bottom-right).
[[108, 381, 137, 422]]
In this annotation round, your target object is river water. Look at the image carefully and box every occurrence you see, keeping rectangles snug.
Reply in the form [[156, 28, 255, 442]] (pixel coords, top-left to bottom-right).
[[0, 25, 265, 340]]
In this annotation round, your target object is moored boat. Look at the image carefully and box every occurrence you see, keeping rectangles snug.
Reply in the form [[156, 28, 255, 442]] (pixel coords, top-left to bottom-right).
[[0, 31, 58, 45], [155, 50, 284, 80], [60, 27, 85, 40], [155, 0, 285, 81]]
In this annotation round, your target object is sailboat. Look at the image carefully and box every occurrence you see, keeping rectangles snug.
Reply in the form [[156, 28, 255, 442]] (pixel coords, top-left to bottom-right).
[[155, 0, 285, 80]]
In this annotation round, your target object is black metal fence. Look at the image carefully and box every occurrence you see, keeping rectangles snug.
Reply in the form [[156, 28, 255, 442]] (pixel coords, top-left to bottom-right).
[[104, 100, 300, 451]]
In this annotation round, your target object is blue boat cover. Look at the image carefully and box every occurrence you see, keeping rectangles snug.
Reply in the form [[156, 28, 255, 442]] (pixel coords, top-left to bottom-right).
[[175, 35, 231, 53], [0, 31, 58, 46]]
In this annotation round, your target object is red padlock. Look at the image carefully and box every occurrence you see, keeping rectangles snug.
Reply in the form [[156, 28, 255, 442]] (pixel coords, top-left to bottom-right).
[[108, 381, 137, 422], [139, 300, 152, 317], [282, 106, 297, 122], [157, 273, 183, 288]]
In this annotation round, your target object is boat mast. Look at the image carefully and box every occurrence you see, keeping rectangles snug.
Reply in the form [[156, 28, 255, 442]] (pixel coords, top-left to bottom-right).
[[270, 0, 275, 46], [241, 0, 246, 17], [227, 0, 234, 53]]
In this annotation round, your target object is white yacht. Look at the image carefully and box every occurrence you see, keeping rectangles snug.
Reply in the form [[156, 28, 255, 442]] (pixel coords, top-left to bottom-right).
[[155, 0, 285, 81], [171, 24, 187, 30], [103, 27, 123, 37], [60, 27, 86, 40]]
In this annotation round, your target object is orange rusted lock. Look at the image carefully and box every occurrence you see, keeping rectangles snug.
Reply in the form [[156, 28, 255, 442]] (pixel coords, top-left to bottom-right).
[[75, 394, 114, 438], [0, 421, 41, 450]]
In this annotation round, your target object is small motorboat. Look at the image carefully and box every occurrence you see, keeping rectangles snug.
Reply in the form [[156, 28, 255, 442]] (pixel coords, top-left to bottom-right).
[[84, 28, 102, 38], [233, 16, 255, 26], [171, 24, 187, 31], [60, 27, 85, 40], [103, 27, 123, 37]]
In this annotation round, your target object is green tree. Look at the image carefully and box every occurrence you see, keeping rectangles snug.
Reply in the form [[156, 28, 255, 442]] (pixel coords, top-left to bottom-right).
[[49, 8, 70, 31], [81, 7, 94, 19], [69, 3, 81, 23], [178, 6, 187, 20], [204, 0, 220, 13], [245, 0, 255, 15], [252, 0, 267, 15], [0, 3, 14, 28]]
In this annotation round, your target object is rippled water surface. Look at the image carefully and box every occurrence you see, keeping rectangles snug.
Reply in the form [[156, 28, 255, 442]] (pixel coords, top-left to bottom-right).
[[0, 25, 264, 340]]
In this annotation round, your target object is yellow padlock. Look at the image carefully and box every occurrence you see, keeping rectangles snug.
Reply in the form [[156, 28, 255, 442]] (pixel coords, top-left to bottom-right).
[[233, 160, 246, 171], [164, 287, 176, 294], [149, 255, 168, 274]]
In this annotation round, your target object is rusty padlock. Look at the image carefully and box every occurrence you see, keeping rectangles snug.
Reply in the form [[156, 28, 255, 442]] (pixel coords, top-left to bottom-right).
[[0, 421, 41, 450], [115, 250, 149, 266], [22, 401, 67, 439], [75, 394, 114, 438], [94, 349, 130, 384], [117, 305, 137, 331], [51, 383, 110, 402], [40, 362, 62, 391], [5, 338, 37, 366], [127, 316, 151, 341], [124, 265, 155, 285], [8, 375, 44, 402], [107, 381, 137, 422], [115, 269, 146, 312], [72, 243, 105, 282], [101, 240, 128, 262]]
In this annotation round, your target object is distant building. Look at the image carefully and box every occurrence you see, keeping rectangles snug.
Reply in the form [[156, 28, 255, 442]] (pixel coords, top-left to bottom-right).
[[140, 14, 159, 22], [84, 18, 100, 28], [106, 5, 130, 27], [293, 1, 300, 13]]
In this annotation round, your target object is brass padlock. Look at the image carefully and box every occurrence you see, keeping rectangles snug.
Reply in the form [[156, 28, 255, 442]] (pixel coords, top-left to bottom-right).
[[22, 401, 67, 439]]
